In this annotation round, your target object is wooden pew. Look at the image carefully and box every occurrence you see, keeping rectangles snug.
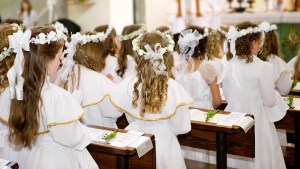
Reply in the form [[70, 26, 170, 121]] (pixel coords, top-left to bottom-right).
[[179, 109, 255, 169], [86, 125, 156, 169], [219, 100, 298, 168], [4, 161, 19, 169]]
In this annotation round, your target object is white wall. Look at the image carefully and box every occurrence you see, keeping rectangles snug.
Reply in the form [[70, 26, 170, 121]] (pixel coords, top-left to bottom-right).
[[145, 0, 173, 31], [68, 0, 133, 34]]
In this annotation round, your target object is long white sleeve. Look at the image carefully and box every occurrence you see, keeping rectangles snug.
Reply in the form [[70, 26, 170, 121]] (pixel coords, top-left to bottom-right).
[[169, 106, 191, 136], [49, 122, 91, 151], [275, 72, 292, 95], [259, 63, 276, 107]]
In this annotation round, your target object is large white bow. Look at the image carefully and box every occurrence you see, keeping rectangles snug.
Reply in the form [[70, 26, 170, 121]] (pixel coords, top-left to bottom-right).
[[144, 44, 167, 76], [7, 30, 31, 100]]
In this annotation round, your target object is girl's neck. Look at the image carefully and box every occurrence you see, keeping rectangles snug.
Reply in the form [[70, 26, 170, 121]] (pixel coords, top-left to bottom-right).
[[188, 57, 202, 72]]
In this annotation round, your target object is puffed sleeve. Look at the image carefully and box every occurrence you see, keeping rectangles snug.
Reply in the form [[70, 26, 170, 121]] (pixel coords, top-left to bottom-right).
[[168, 106, 191, 136], [199, 62, 217, 84]]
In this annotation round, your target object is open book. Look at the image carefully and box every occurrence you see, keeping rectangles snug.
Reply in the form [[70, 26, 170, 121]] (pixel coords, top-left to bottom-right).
[[190, 109, 254, 133]]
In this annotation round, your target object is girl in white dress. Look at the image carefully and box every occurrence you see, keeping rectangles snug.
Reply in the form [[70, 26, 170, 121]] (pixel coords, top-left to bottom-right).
[[18, 0, 37, 29], [222, 22, 287, 169], [111, 24, 146, 84], [109, 31, 192, 169], [55, 31, 122, 128], [6, 25, 98, 169], [258, 22, 291, 95], [176, 25, 222, 110], [0, 23, 23, 161], [94, 25, 119, 76]]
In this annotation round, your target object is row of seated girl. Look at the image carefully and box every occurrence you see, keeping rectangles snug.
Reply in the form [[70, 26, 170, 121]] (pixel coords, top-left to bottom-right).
[[0, 20, 293, 169]]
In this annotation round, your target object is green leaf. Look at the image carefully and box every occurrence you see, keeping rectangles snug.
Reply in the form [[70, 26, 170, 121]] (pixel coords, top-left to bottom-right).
[[284, 96, 294, 107], [102, 130, 118, 142], [291, 80, 297, 89], [205, 110, 219, 122]]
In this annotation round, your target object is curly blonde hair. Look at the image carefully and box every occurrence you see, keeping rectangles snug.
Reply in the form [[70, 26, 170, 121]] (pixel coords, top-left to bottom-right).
[[257, 30, 281, 61], [226, 22, 262, 63], [206, 28, 220, 60], [132, 32, 174, 117], [0, 23, 18, 93]]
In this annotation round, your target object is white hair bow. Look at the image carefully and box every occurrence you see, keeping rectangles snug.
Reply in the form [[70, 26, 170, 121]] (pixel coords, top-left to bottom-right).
[[7, 30, 31, 100], [144, 44, 167, 76]]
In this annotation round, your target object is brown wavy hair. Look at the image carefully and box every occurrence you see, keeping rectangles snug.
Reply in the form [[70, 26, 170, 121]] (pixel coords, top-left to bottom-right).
[[117, 24, 144, 78], [293, 50, 300, 80], [9, 26, 64, 148], [132, 31, 173, 117], [94, 25, 118, 56], [183, 25, 208, 61], [74, 31, 107, 72], [20, 0, 33, 15], [226, 22, 261, 63], [257, 30, 281, 61], [0, 24, 18, 93]]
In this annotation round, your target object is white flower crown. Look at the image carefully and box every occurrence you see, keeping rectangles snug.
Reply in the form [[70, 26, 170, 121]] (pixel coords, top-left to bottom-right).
[[131, 32, 175, 76], [224, 21, 275, 56], [132, 33, 175, 56], [57, 26, 113, 83], [29, 22, 68, 45], [0, 24, 24, 62], [120, 25, 147, 41]]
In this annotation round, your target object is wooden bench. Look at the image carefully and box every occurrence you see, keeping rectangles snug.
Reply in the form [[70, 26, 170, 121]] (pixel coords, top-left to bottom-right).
[[86, 125, 156, 169], [219, 100, 299, 169], [178, 109, 255, 169], [4, 161, 19, 169]]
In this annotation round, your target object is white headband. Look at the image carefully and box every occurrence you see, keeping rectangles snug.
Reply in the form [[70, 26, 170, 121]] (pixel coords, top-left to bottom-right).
[[57, 26, 113, 83], [7, 22, 68, 100], [132, 32, 175, 76], [120, 25, 147, 41]]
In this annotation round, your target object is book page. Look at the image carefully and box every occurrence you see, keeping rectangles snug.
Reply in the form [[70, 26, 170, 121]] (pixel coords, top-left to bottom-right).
[[128, 136, 153, 158], [218, 112, 246, 126], [234, 116, 255, 133], [0, 159, 10, 169], [110, 130, 144, 148]]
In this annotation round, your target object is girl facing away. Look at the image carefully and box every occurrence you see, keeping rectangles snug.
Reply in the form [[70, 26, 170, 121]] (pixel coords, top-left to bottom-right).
[[55, 31, 122, 128], [176, 25, 222, 110], [94, 25, 119, 76], [110, 24, 146, 84], [291, 49, 300, 80], [6, 25, 98, 169], [0, 23, 23, 161], [109, 31, 193, 169], [257, 22, 291, 95], [222, 22, 287, 169]]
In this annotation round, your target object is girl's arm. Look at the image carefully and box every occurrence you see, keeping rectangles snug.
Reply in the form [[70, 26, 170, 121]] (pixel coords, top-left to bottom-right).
[[210, 78, 222, 109]]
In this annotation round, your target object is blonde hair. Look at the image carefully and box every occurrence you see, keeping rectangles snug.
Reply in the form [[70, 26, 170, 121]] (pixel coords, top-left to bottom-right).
[[132, 32, 174, 117], [206, 28, 220, 60], [0, 23, 18, 92]]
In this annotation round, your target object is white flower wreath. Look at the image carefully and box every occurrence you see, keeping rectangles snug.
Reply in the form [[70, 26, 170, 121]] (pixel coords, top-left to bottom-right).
[[132, 33, 175, 57], [120, 25, 147, 41], [0, 24, 24, 62], [131, 32, 175, 76]]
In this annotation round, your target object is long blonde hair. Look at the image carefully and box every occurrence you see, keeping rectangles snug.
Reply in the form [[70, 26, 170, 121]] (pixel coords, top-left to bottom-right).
[[132, 32, 174, 117]]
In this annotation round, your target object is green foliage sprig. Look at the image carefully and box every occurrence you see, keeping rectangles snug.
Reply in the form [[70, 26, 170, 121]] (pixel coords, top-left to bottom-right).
[[205, 110, 219, 122], [291, 80, 297, 89], [102, 130, 117, 142], [285, 96, 294, 107]]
